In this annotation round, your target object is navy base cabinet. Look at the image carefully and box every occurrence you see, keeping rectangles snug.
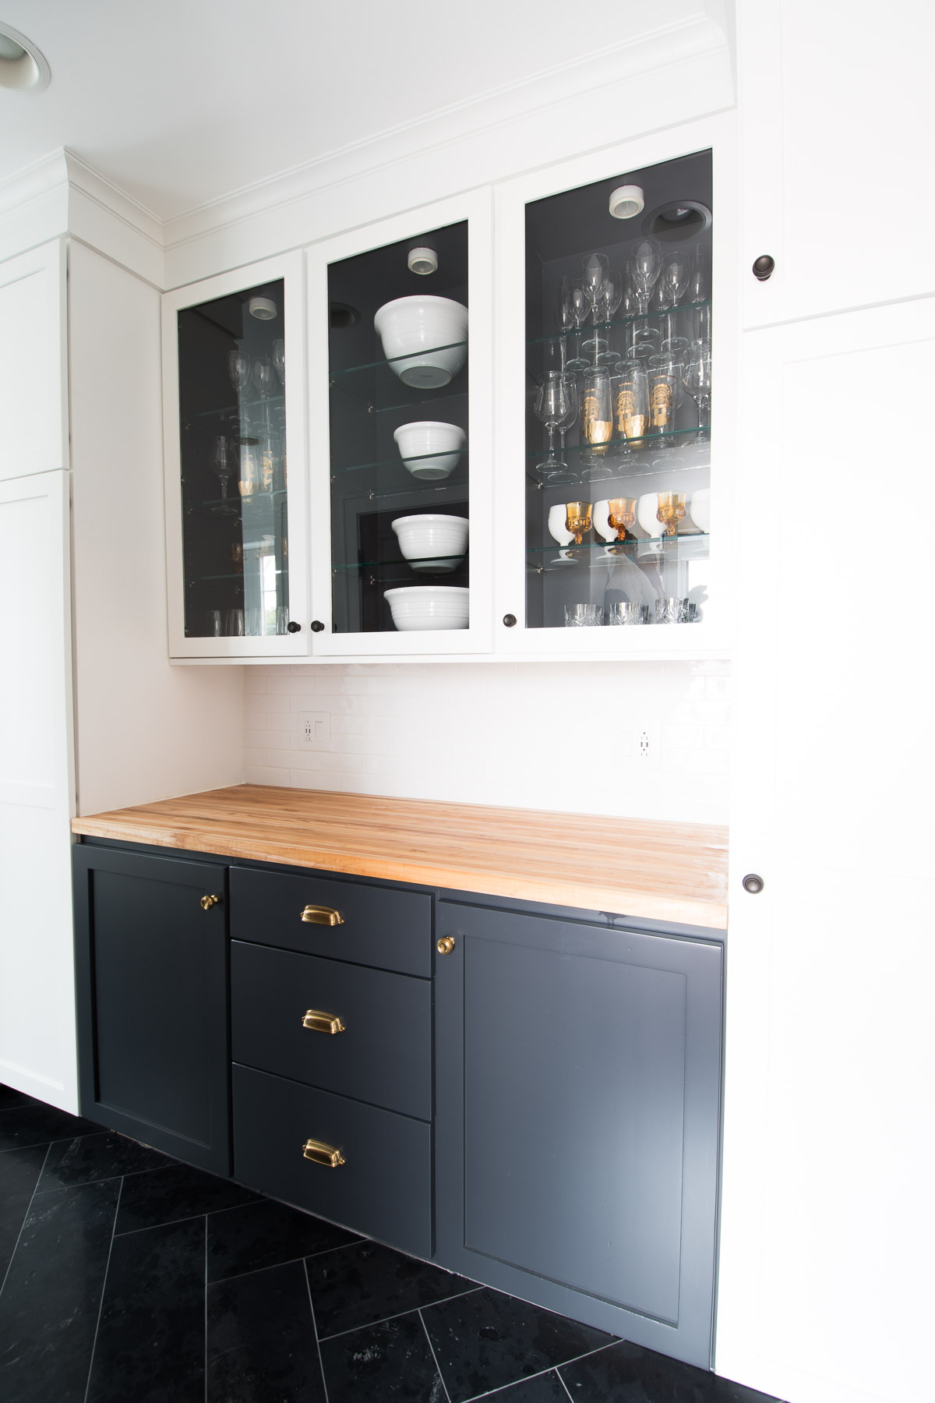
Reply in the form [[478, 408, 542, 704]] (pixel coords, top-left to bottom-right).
[[72, 845, 231, 1175], [433, 899, 723, 1369]]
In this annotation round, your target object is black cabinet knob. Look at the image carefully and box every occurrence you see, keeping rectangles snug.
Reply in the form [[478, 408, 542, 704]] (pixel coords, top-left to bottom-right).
[[286, 621, 301, 633], [752, 255, 775, 281], [310, 620, 325, 633], [502, 614, 517, 628], [742, 873, 765, 895]]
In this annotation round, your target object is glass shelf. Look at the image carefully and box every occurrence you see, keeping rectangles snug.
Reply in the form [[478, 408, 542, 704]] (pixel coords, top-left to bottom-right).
[[333, 555, 467, 576], [332, 445, 469, 477], [525, 534, 708, 574], [181, 394, 285, 428], [330, 372, 468, 416], [525, 301, 710, 354], [331, 340, 467, 380]]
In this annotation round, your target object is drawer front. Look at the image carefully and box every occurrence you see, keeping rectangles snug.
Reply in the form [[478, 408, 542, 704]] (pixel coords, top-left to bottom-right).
[[230, 867, 431, 976], [232, 941, 432, 1120], [233, 1064, 432, 1258]]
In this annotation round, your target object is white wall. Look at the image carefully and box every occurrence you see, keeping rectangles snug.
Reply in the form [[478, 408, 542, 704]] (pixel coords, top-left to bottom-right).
[[244, 660, 731, 824], [68, 240, 244, 814]]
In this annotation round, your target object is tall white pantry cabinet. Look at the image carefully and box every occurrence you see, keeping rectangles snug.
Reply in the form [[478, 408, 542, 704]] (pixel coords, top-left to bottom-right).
[[0, 6, 931, 1403]]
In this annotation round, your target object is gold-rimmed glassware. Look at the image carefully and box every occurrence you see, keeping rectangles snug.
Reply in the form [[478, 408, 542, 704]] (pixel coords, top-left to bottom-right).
[[656, 491, 686, 536], [565, 501, 593, 546], [607, 496, 637, 544], [613, 361, 649, 453]]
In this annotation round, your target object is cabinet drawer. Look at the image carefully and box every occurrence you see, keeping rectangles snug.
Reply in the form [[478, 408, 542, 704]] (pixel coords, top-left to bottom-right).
[[233, 1064, 432, 1258], [230, 867, 431, 976], [231, 941, 431, 1120]]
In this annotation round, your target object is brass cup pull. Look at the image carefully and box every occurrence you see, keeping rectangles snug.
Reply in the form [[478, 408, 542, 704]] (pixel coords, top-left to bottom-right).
[[200, 894, 220, 911], [437, 935, 456, 955], [302, 1009, 346, 1035], [302, 1138, 345, 1168], [301, 904, 344, 927]]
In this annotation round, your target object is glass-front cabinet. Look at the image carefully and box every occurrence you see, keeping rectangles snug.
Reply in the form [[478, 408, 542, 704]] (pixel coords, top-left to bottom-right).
[[495, 126, 730, 656], [163, 253, 309, 658], [307, 193, 492, 656]]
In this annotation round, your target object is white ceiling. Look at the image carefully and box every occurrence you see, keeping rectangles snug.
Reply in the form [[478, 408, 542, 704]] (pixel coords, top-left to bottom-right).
[[0, 0, 712, 222]]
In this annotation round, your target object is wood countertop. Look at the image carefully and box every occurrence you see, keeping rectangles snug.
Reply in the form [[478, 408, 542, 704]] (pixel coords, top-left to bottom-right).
[[71, 785, 729, 930]]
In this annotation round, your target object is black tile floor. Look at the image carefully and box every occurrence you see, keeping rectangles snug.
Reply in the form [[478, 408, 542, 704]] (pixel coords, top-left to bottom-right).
[[0, 1086, 786, 1403]]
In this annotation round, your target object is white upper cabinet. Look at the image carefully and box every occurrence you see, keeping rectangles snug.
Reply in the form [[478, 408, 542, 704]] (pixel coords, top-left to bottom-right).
[[0, 241, 68, 482], [740, 0, 935, 328], [493, 116, 737, 659], [162, 252, 311, 659], [306, 191, 494, 657]]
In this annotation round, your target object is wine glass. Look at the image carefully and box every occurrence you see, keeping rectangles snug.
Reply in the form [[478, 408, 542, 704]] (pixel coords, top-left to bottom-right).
[[656, 491, 686, 536], [253, 355, 275, 400], [579, 367, 614, 481], [659, 253, 692, 355], [565, 281, 591, 372], [228, 348, 252, 397], [649, 356, 680, 450], [211, 436, 237, 515], [688, 248, 709, 304], [272, 339, 286, 387], [607, 496, 637, 543], [564, 501, 593, 546], [554, 279, 576, 370], [685, 348, 712, 438], [533, 371, 576, 484], [628, 241, 662, 358], [613, 360, 649, 455], [581, 253, 609, 321], [594, 270, 623, 363]]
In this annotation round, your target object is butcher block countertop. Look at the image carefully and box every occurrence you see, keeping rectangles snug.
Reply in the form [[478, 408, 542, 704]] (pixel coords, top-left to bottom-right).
[[71, 785, 729, 930]]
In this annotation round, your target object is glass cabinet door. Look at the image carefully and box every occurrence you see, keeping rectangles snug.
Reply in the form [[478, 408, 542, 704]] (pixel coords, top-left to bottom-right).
[[523, 151, 712, 634], [164, 253, 308, 657], [313, 205, 491, 653]]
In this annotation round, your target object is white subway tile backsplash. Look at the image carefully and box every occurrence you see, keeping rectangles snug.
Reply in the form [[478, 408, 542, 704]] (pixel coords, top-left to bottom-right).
[[241, 661, 732, 824]]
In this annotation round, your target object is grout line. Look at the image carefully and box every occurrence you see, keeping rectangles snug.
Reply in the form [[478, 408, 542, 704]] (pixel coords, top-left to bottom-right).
[[304, 1258, 330, 1403], [114, 1210, 208, 1237], [417, 1307, 452, 1403], [0, 1140, 52, 1300], [556, 1369, 576, 1402], [82, 1174, 123, 1403], [319, 1285, 485, 1342], [461, 1339, 622, 1403], [206, 1238, 362, 1289]]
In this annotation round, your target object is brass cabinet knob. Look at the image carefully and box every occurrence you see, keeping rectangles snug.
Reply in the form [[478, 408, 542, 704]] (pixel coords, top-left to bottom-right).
[[301, 904, 344, 926], [302, 1009, 346, 1034], [302, 1138, 345, 1168], [436, 935, 456, 955], [200, 894, 220, 911]]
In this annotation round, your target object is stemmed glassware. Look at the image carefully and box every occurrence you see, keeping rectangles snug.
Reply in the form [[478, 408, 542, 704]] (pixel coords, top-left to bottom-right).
[[579, 367, 614, 477], [211, 435, 237, 515], [607, 496, 637, 545], [566, 281, 591, 372], [685, 347, 712, 438], [564, 501, 593, 546], [656, 490, 686, 536], [533, 371, 577, 484], [272, 339, 285, 387], [613, 360, 649, 455], [593, 270, 623, 364], [659, 253, 692, 355], [628, 238, 662, 359], [554, 280, 575, 371]]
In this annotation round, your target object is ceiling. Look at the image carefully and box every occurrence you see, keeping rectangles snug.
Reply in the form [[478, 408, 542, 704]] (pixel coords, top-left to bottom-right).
[[0, 0, 713, 223]]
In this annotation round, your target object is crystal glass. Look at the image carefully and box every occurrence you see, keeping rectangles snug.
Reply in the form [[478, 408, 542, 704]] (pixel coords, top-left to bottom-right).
[[685, 347, 712, 438], [564, 603, 603, 627], [272, 338, 286, 386], [564, 501, 593, 545], [565, 280, 591, 371], [649, 358, 680, 448], [581, 252, 609, 320], [579, 367, 613, 466], [607, 496, 637, 542], [227, 349, 252, 396], [659, 253, 691, 355], [534, 371, 577, 484], [608, 601, 647, 625], [656, 491, 687, 536], [594, 270, 623, 362], [211, 435, 237, 516], [654, 597, 688, 624], [613, 361, 649, 453]]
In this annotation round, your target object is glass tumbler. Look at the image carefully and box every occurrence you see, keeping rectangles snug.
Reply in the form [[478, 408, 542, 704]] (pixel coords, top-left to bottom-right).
[[580, 367, 614, 458], [613, 361, 649, 452], [564, 603, 604, 627], [608, 602, 647, 625]]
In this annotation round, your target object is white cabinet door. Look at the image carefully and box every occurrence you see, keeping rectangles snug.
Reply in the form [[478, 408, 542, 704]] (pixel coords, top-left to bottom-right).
[[307, 190, 494, 657], [0, 241, 68, 482], [492, 114, 737, 661], [739, 0, 935, 328], [718, 299, 935, 1403], [162, 252, 311, 659], [0, 470, 78, 1111]]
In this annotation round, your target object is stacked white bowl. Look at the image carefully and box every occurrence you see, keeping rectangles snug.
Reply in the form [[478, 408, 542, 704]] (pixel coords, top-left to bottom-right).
[[384, 586, 469, 631], [393, 421, 465, 480], [391, 514, 468, 573], [374, 296, 468, 388]]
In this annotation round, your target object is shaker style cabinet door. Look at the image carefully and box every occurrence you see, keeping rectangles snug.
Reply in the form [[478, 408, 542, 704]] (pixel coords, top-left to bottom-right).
[[306, 191, 493, 656], [492, 115, 737, 659], [434, 900, 723, 1369], [0, 240, 68, 482], [72, 845, 231, 1174], [162, 252, 311, 658]]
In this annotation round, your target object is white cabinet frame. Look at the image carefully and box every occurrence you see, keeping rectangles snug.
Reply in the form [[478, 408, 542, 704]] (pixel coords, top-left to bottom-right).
[[306, 189, 494, 658], [492, 113, 738, 661], [163, 251, 311, 659], [0, 239, 68, 482]]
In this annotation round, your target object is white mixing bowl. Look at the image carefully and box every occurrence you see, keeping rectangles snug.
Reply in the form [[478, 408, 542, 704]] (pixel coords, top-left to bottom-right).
[[393, 421, 466, 480], [374, 296, 468, 388], [384, 586, 470, 631], [391, 515, 469, 573]]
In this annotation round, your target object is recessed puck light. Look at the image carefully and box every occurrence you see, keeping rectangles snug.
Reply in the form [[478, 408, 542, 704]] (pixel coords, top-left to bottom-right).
[[408, 246, 438, 275], [608, 185, 644, 219], [248, 296, 277, 320], [0, 23, 51, 92]]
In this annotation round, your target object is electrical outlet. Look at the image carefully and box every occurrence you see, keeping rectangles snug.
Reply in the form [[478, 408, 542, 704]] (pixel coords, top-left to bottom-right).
[[296, 711, 330, 750], [636, 726, 660, 769]]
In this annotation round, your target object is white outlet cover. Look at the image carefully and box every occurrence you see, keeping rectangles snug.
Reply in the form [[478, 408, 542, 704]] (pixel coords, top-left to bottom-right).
[[296, 711, 331, 750]]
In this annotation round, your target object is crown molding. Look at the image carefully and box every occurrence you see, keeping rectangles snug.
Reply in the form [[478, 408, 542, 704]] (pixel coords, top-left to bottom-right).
[[63, 150, 166, 286], [0, 148, 69, 263], [163, 13, 729, 265]]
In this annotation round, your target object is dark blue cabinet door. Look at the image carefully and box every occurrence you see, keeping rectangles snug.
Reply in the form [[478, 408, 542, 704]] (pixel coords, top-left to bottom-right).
[[73, 845, 230, 1174], [434, 901, 722, 1369]]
